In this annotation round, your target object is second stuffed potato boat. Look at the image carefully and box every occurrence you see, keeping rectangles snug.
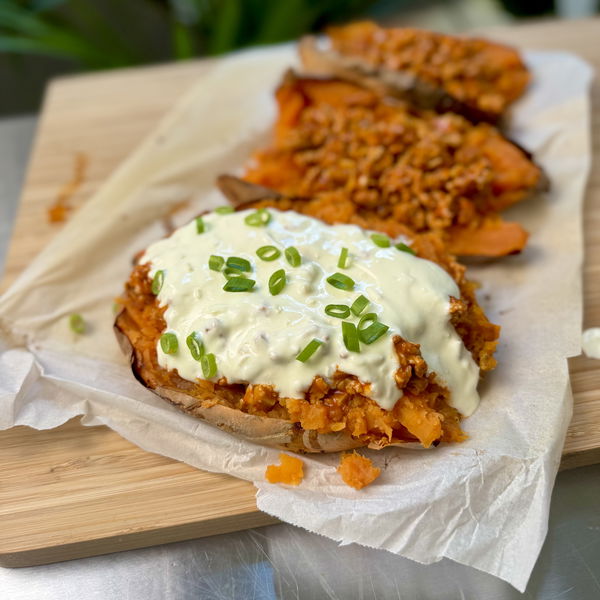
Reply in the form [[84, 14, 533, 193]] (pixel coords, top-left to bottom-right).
[[243, 72, 546, 257]]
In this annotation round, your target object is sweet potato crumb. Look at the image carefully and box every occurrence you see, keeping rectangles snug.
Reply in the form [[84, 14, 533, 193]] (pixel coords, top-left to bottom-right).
[[265, 453, 304, 486], [338, 452, 381, 490], [48, 152, 87, 223]]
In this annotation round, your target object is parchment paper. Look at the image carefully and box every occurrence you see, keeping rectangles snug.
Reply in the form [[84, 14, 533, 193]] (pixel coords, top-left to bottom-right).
[[0, 45, 592, 591]]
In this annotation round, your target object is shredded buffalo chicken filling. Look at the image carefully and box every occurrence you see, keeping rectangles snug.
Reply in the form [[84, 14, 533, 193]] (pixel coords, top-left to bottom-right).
[[117, 233, 498, 450], [327, 21, 530, 119]]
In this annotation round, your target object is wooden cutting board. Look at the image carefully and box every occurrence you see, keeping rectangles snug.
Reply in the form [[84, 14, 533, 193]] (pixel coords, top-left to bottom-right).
[[1, 18, 599, 568]]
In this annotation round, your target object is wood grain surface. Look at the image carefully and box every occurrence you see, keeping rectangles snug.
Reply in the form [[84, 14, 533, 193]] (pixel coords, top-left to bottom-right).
[[1, 18, 599, 567]]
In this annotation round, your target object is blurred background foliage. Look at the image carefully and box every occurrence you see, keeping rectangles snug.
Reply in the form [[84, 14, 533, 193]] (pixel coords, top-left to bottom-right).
[[0, 0, 589, 115], [0, 0, 382, 69]]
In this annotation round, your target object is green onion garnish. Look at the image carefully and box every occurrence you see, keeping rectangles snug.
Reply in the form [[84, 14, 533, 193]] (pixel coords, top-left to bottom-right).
[[223, 277, 255, 292], [69, 313, 85, 334], [223, 267, 247, 279], [395, 242, 416, 255], [371, 233, 390, 248], [215, 206, 234, 214], [256, 245, 281, 261], [151, 270, 164, 295], [244, 208, 271, 227], [358, 312, 378, 332], [268, 269, 286, 296], [209, 255, 224, 271], [285, 246, 301, 267], [195, 216, 205, 234], [325, 304, 350, 319], [160, 332, 178, 354], [337, 247, 349, 269], [296, 339, 323, 363], [186, 332, 205, 361], [326, 272, 355, 291], [226, 256, 251, 272], [350, 295, 369, 316], [359, 321, 390, 345], [341, 321, 360, 353], [201, 353, 217, 378]]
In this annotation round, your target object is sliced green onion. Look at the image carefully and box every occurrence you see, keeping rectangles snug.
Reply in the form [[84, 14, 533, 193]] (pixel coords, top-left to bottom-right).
[[325, 304, 350, 319], [151, 270, 164, 295], [268, 269, 286, 296], [195, 216, 205, 234], [226, 256, 251, 272], [186, 332, 205, 361], [201, 353, 217, 378], [395, 242, 416, 256], [69, 313, 85, 334], [285, 246, 301, 267], [244, 208, 271, 227], [358, 312, 378, 332], [337, 247, 349, 269], [341, 321, 360, 353], [223, 267, 247, 279], [209, 255, 224, 271], [223, 277, 255, 292], [160, 332, 178, 354], [326, 272, 355, 291], [215, 206, 234, 214], [359, 321, 390, 345], [256, 245, 281, 261], [296, 339, 323, 362], [350, 295, 369, 316], [371, 233, 390, 248]]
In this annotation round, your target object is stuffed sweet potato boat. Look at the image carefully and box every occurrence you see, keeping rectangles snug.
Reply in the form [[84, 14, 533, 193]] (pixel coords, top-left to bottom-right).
[[300, 21, 530, 123], [116, 200, 499, 453], [243, 72, 547, 257]]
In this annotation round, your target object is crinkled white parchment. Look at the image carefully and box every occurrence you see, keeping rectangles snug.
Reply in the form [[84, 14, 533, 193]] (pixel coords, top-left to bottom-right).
[[0, 45, 592, 591]]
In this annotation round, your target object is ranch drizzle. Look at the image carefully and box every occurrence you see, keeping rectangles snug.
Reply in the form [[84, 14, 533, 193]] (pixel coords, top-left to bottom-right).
[[143, 209, 480, 416]]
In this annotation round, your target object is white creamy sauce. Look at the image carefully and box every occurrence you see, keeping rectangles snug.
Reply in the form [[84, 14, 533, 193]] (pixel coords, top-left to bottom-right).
[[582, 328, 600, 359], [142, 209, 480, 416]]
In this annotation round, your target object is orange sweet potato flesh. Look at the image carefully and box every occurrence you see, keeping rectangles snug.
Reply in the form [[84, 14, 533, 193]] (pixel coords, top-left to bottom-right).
[[327, 21, 530, 122], [266, 453, 304, 485], [244, 74, 543, 257], [448, 218, 528, 257], [338, 452, 381, 490]]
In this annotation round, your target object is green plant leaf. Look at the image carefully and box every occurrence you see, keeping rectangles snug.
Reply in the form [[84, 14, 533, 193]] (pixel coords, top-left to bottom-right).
[[0, 4, 56, 37], [30, 0, 69, 12], [207, 0, 242, 55], [171, 20, 195, 58], [254, 0, 319, 43], [0, 35, 79, 58]]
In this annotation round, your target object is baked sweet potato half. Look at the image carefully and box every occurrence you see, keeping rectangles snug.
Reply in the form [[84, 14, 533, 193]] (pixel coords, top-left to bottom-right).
[[243, 72, 547, 257], [116, 189, 499, 453], [300, 21, 530, 123]]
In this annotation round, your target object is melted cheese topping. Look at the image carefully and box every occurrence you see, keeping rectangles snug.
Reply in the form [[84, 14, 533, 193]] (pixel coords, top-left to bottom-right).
[[143, 209, 480, 415]]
